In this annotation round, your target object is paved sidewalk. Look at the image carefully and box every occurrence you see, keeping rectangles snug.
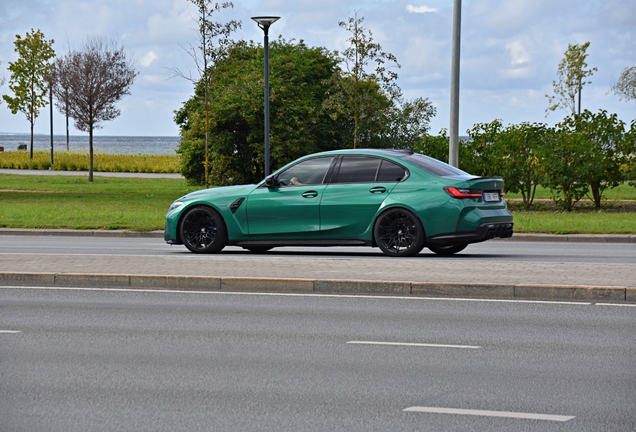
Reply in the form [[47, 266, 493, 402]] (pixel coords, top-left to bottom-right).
[[1, 230, 634, 303], [1, 228, 635, 243], [3, 170, 634, 301]]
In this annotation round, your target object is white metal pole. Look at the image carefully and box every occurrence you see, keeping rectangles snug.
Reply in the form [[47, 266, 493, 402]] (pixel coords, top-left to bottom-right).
[[449, 0, 462, 167]]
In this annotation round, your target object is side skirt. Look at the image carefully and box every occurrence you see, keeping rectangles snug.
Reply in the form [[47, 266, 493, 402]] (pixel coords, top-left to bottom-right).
[[231, 239, 372, 248]]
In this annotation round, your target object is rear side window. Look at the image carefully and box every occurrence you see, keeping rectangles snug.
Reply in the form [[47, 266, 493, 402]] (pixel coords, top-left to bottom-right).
[[402, 153, 470, 177], [377, 159, 407, 182], [333, 156, 407, 183], [333, 156, 380, 183]]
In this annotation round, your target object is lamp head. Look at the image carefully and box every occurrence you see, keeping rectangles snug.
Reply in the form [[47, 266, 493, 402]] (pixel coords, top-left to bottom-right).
[[251, 16, 280, 32]]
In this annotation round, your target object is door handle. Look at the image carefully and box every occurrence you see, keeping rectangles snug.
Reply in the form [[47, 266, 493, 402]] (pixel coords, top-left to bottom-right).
[[302, 191, 318, 198], [369, 186, 386, 194]]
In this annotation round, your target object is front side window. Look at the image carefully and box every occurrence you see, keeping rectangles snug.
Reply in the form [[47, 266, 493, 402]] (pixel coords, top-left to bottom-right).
[[276, 157, 335, 186]]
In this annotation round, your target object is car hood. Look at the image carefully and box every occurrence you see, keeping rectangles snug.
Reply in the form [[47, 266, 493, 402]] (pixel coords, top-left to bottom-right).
[[180, 184, 256, 202]]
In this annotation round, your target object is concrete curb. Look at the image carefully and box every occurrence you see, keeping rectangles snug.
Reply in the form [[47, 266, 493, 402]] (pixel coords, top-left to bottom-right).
[[1, 272, 633, 303], [0, 228, 634, 243]]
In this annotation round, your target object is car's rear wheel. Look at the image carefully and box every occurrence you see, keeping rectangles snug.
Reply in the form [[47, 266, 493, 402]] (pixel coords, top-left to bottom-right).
[[427, 243, 468, 256], [179, 206, 227, 253], [374, 208, 425, 257]]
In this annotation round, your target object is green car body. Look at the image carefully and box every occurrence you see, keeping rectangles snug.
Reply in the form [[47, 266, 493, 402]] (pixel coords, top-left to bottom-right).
[[164, 149, 513, 256]]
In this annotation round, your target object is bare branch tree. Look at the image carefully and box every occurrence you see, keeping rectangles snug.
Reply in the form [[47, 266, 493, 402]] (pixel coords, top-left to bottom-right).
[[52, 36, 138, 181], [170, 1, 240, 188], [611, 66, 636, 102], [0, 61, 5, 101], [324, 11, 401, 148]]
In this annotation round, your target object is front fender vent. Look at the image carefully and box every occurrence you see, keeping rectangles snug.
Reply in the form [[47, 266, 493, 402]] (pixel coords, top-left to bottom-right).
[[230, 198, 245, 214]]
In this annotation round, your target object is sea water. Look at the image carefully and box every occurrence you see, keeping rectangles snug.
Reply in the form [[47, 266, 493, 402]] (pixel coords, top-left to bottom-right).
[[0, 134, 180, 155]]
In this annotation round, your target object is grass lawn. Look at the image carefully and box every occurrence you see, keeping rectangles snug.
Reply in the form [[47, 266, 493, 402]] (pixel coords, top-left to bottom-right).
[[504, 183, 636, 201], [1, 174, 635, 233], [512, 211, 636, 234], [0, 174, 200, 231]]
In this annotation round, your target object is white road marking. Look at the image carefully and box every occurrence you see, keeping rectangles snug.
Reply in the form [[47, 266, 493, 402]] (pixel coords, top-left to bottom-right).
[[0, 330, 20, 334], [347, 341, 481, 349], [403, 406, 575, 422], [595, 303, 636, 307], [0, 286, 598, 306]]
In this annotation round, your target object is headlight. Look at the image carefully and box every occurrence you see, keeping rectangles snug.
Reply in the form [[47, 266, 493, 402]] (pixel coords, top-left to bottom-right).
[[168, 200, 184, 212]]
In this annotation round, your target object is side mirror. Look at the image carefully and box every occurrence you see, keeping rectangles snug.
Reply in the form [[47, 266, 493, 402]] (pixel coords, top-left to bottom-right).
[[264, 175, 278, 188]]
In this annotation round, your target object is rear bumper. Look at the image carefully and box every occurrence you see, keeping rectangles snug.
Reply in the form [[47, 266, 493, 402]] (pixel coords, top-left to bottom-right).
[[427, 221, 514, 245]]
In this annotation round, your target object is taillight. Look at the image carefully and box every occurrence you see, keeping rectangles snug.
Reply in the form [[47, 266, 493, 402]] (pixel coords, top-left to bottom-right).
[[444, 187, 483, 199]]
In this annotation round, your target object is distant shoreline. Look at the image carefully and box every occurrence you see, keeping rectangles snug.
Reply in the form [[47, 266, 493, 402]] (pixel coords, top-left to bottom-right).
[[0, 132, 179, 137], [0, 134, 180, 156]]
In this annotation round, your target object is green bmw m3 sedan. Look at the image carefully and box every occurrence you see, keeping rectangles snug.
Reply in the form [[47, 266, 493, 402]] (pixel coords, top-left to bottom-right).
[[165, 149, 513, 257]]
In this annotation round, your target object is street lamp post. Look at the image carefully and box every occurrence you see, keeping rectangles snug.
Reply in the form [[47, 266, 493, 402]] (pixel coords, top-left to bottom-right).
[[449, 0, 461, 167], [49, 80, 54, 168], [251, 16, 280, 177]]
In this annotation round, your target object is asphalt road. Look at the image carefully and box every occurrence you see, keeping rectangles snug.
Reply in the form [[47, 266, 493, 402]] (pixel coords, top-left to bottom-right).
[[3, 235, 636, 264], [1, 287, 635, 431]]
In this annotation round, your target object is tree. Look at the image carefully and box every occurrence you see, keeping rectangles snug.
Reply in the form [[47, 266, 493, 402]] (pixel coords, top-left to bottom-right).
[[324, 11, 401, 148], [464, 120, 505, 177], [494, 122, 551, 210], [171, 0, 240, 188], [626, 120, 636, 187], [562, 110, 629, 208], [542, 123, 590, 211], [0, 61, 5, 100], [175, 38, 349, 185], [546, 42, 597, 116], [381, 96, 436, 149], [492, 122, 554, 210], [611, 66, 636, 102], [51, 36, 137, 182], [414, 129, 450, 163], [2, 29, 55, 159]]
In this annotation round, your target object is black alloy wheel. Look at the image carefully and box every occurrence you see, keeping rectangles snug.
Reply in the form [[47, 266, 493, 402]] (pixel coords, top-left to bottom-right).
[[179, 206, 227, 253], [427, 243, 468, 256], [374, 208, 425, 257]]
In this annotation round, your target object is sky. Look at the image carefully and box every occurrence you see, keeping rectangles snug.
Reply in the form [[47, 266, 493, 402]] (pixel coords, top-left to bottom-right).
[[0, 0, 634, 138]]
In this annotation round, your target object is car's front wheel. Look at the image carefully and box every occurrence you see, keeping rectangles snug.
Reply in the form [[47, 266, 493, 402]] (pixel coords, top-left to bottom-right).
[[179, 206, 227, 253], [427, 243, 468, 256], [373, 208, 425, 257]]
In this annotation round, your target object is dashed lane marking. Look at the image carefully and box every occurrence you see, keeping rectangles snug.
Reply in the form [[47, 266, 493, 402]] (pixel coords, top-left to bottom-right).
[[403, 406, 575, 422], [347, 341, 481, 349]]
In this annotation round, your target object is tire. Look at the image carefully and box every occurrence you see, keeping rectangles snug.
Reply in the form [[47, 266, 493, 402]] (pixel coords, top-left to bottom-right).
[[179, 206, 227, 253], [373, 208, 425, 257], [427, 243, 468, 256]]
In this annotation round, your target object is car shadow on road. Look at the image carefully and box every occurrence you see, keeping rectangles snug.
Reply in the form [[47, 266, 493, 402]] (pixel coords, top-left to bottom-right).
[[215, 248, 508, 259]]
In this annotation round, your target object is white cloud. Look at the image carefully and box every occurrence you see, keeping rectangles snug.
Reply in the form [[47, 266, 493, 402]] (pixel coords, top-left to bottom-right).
[[142, 74, 165, 84], [140, 51, 157, 67], [503, 67, 531, 79], [406, 5, 438, 14], [0, 0, 635, 137], [506, 41, 531, 65]]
